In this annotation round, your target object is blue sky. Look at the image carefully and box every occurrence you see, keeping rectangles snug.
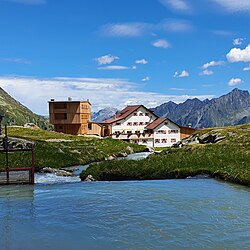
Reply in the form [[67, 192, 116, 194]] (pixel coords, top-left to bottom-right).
[[0, 0, 250, 115]]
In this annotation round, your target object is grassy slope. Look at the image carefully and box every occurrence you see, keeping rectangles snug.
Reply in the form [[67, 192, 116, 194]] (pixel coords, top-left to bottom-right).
[[0, 88, 50, 129], [80, 124, 250, 186], [0, 127, 145, 170]]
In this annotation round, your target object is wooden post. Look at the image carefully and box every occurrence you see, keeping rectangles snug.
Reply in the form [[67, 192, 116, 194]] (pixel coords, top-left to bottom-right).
[[30, 148, 35, 184], [3, 126, 9, 184]]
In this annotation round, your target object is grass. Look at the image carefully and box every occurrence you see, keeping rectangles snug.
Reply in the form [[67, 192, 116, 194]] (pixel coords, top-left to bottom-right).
[[80, 124, 250, 187], [0, 127, 145, 170]]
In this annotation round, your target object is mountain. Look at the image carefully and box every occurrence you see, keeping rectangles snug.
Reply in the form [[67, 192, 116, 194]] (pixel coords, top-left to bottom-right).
[[91, 107, 119, 122], [0, 87, 51, 129], [151, 88, 250, 128]]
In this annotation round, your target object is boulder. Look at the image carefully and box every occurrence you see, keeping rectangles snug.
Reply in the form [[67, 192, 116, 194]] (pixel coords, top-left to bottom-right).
[[24, 123, 40, 129], [107, 155, 115, 161], [126, 146, 134, 154], [56, 170, 74, 177], [198, 133, 225, 144], [116, 152, 128, 158], [40, 167, 56, 173], [84, 175, 96, 182]]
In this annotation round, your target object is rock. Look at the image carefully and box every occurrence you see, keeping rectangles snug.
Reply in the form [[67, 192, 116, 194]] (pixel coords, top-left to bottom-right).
[[0, 137, 34, 150], [126, 146, 134, 154], [58, 148, 64, 153], [84, 175, 96, 182], [107, 155, 115, 161], [24, 123, 40, 129], [40, 167, 56, 173], [198, 133, 225, 144], [214, 135, 225, 143], [144, 146, 154, 153], [116, 152, 128, 158], [56, 170, 74, 177], [61, 167, 78, 173]]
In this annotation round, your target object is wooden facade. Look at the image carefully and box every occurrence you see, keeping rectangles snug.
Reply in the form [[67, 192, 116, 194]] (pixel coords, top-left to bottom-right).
[[180, 126, 196, 140], [49, 99, 103, 136]]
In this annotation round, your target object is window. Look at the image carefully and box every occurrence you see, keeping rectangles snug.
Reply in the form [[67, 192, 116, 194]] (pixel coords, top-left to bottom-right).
[[116, 122, 121, 125], [133, 122, 138, 126], [168, 129, 178, 134], [127, 122, 132, 126], [139, 113, 143, 116], [82, 104, 88, 110], [171, 138, 176, 143], [145, 122, 149, 125], [156, 130, 166, 134], [139, 122, 144, 126], [134, 112, 138, 116], [88, 123, 92, 130], [142, 139, 148, 143], [54, 103, 67, 109], [145, 113, 149, 116], [161, 139, 167, 143], [155, 139, 160, 143], [127, 131, 132, 134], [55, 113, 67, 120]]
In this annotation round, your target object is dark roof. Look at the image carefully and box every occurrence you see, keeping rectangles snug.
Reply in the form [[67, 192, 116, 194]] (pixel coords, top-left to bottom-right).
[[145, 117, 180, 130], [100, 105, 157, 124], [145, 118, 167, 130], [48, 100, 91, 105]]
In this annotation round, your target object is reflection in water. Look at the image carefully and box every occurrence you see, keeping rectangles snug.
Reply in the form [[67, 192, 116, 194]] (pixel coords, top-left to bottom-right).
[[0, 179, 249, 249], [0, 186, 35, 250]]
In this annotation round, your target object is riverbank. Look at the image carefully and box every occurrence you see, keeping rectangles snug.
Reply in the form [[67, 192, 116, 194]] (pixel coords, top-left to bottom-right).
[[0, 127, 145, 170], [80, 124, 250, 187]]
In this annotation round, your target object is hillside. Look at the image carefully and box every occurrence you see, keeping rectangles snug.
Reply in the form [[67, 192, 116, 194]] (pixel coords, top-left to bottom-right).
[[81, 124, 250, 187], [0, 87, 51, 129], [0, 127, 145, 169], [151, 88, 250, 128]]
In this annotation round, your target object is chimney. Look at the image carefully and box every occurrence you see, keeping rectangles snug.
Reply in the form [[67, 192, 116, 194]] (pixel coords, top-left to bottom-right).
[[68, 97, 72, 101], [50, 99, 55, 101], [188, 123, 192, 128]]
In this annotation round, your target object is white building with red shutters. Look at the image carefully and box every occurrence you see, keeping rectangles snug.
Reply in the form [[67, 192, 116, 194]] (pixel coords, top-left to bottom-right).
[[100, 105, 195, 148]]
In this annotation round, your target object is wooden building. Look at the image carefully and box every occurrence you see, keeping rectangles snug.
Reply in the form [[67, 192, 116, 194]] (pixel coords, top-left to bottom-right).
[[49, 98, 103, 136]]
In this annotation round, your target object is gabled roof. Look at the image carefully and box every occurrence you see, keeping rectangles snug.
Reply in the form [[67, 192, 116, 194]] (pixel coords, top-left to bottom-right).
[[100, 105, 157, 124], [145, 117, 180, 130]]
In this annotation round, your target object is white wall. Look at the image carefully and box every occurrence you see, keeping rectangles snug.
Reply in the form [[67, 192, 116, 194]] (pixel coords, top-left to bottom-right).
[[153, 121, 180, 147], [111, 107, 157, 134]]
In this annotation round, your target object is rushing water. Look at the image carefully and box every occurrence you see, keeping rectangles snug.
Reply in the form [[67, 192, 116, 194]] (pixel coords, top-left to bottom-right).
[[0, 179, 250, 249]]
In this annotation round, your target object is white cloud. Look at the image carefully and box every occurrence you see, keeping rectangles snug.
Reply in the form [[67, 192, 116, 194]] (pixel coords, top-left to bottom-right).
[[132, 66, 137, 70], [174, 70, 189, 78], [135, 59, 148, 65], [4, 0, 46, 4], [99, 23, 150, 37], [97, 65, 130, 70], [159, 0, 191, 11], [142, 76, 150, 82], [212, 30, 235, 36], [243, 64, 250, 71], [1, 58, 31, 64], [201, 69, 214, 76], [0, 76, 214, 115], [160, 19, 194, 33], [99, 19, 194, 37], [212, 0, 250, 12], [202, 60, 225, 69], [226, 44, 250, 63], [233, 38, 244, 46], [228, 78, 244, 87], [152, 39, 171, 49], [94, 54, 119, 65]]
